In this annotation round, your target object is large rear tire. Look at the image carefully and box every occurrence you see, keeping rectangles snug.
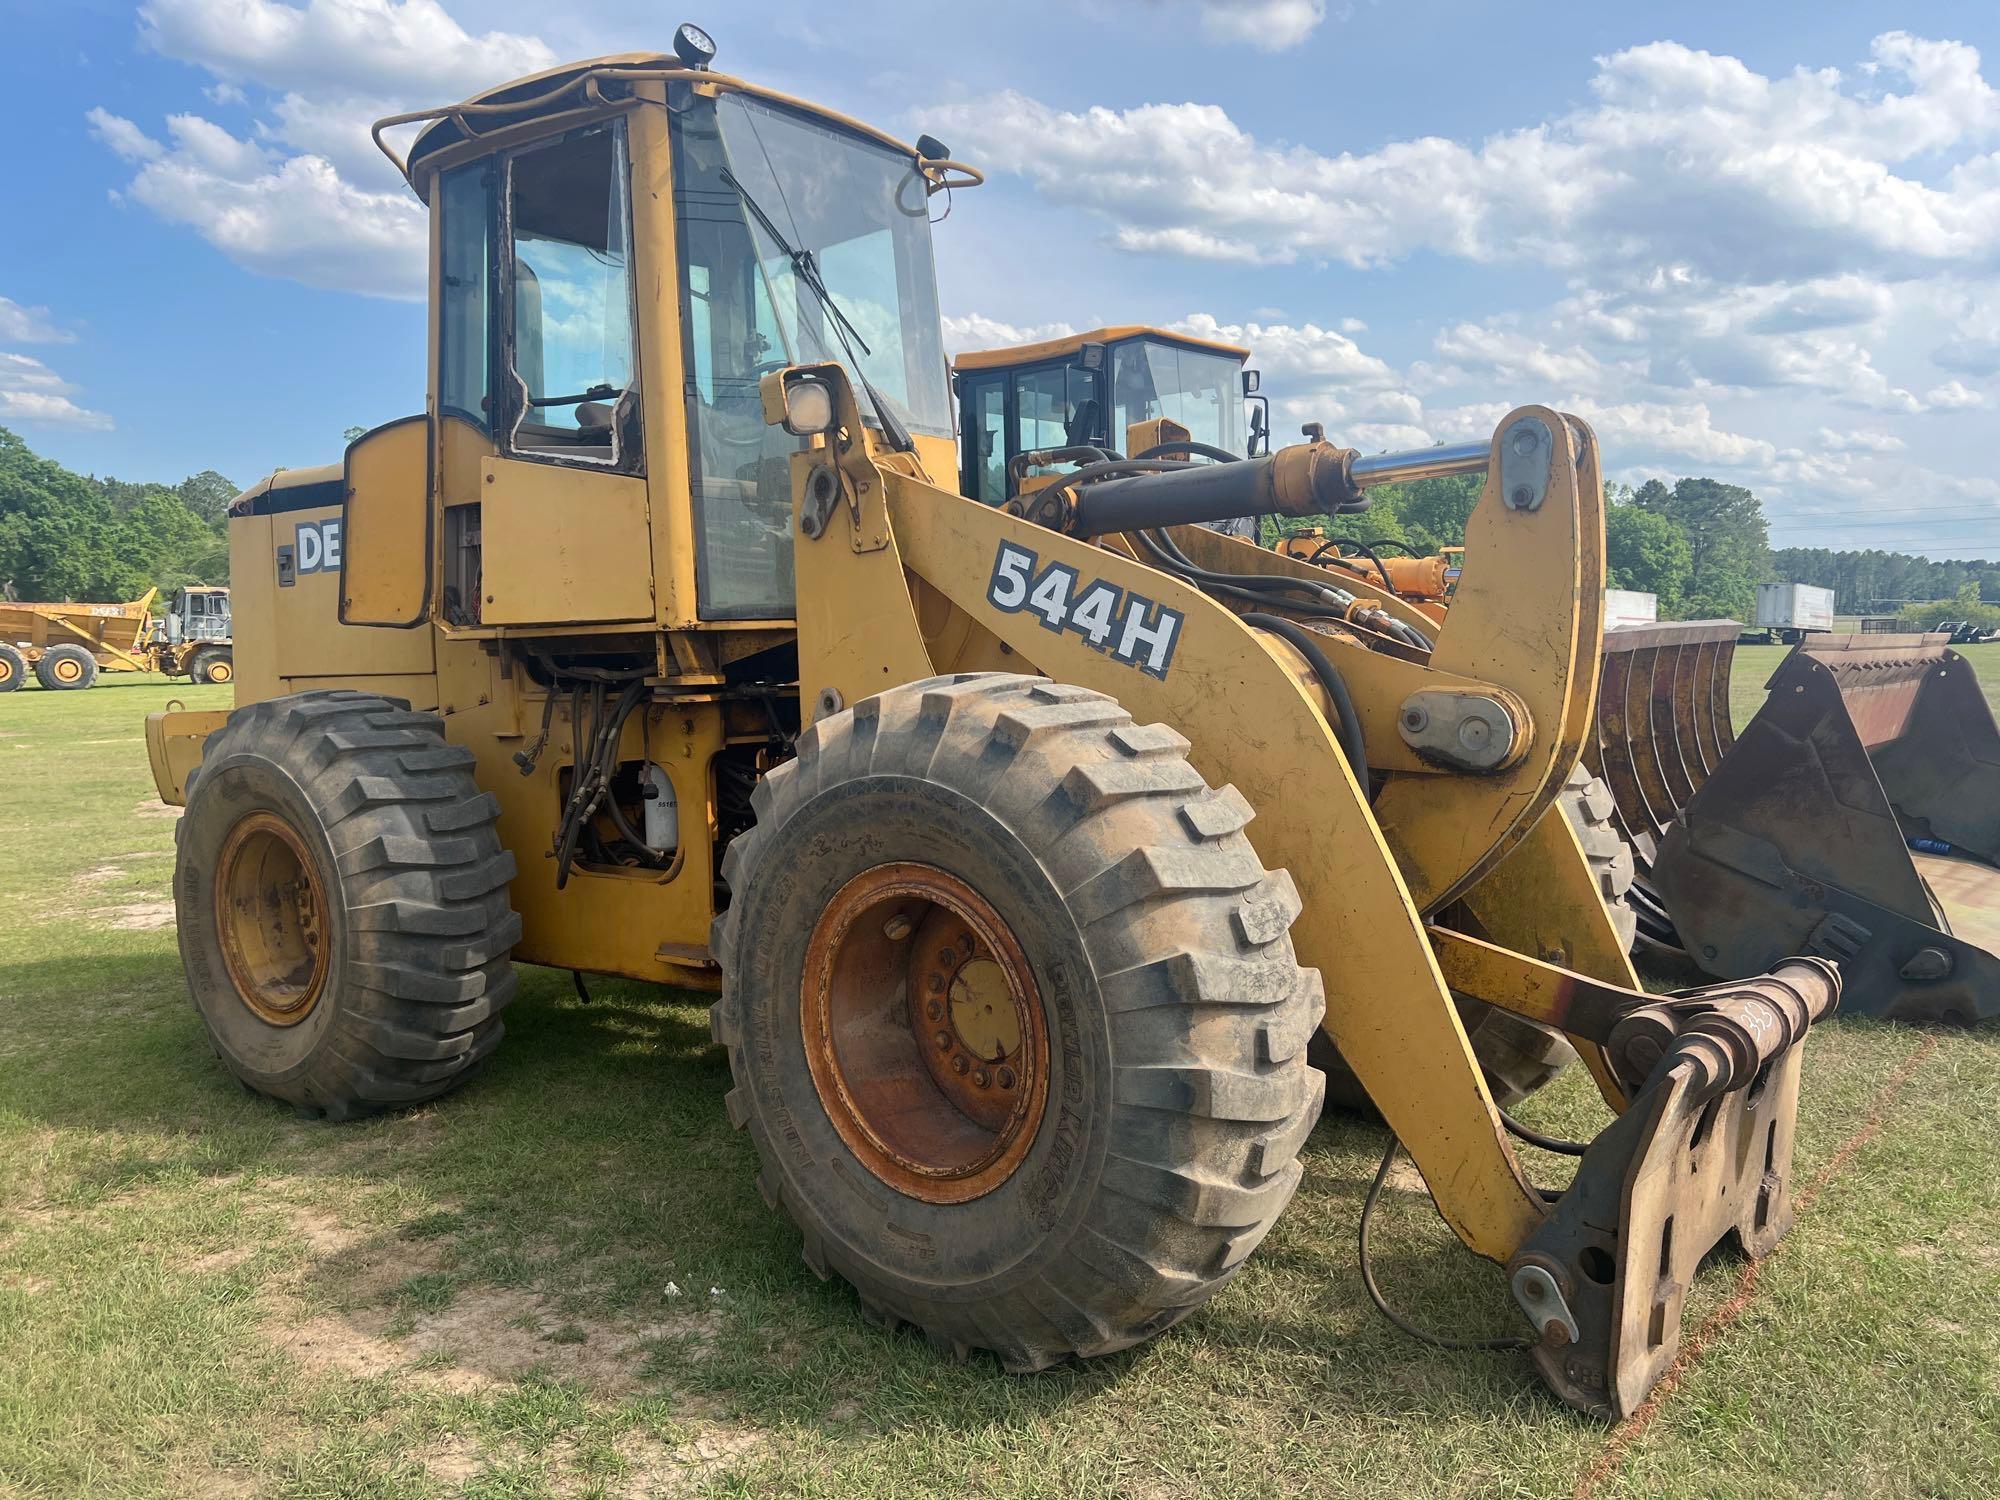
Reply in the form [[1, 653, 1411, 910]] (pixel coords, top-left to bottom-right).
[[35, 644, 97, 690], [175, 691, 520, 1119], [711, 674, 1324, 1369], [190, 647, 234, 686], [0, 644, 25, 693]]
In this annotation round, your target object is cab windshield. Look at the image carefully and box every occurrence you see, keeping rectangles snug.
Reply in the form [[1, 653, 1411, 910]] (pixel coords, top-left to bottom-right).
[[674, 92, 951, 618], [1110, 340, 1246, 456]]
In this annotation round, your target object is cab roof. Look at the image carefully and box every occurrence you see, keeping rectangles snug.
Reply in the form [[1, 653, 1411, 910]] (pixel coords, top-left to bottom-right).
[[952, 325, 1250, 373], [392, 53, 934, 199]]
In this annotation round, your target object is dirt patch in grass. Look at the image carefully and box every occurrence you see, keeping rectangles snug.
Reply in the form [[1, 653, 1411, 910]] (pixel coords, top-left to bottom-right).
[[72, 855, 156, 885], [420, 1434, 485, 1486], [106, 902, 176, 931], [187, 1245, 255, 1276], [612, 1419, 767, 1493], [265, 1285, 674, 1395], [262, 1217, 726, 1400], [133, 798, 183, 820]]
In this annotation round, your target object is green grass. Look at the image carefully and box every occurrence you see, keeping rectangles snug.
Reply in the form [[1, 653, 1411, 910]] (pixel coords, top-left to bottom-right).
[[3, 673, 2000, 1497]]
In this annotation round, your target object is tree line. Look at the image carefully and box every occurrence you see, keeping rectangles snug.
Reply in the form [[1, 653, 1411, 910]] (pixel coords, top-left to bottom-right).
[[5, 416, 1994, 626], [1280, 469, 1995, 622], [0, 426, 233, 604]]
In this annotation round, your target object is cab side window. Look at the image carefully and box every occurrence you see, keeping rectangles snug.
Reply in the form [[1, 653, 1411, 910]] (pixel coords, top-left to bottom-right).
[[501, 123, 641, 471], [437, 161, 491, 429], [959, 373, 1005, 503]]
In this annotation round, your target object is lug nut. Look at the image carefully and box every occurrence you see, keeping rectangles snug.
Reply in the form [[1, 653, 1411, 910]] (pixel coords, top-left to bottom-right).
[[925, 999, 943, 1021], [883, 914, 913, 941], [950, 1054, 969, 1075], [972, 1068, 990, 1088], [996, 1066, 1015, 1090], [934, 1029, 952, 1050]]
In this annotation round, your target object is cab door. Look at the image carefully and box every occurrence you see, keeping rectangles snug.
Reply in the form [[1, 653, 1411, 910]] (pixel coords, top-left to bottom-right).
[[432, 118, 656, 627]]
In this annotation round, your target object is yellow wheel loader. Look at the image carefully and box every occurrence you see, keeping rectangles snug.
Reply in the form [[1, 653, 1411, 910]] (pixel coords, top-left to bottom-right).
[[147, 34, 1840, 1419]]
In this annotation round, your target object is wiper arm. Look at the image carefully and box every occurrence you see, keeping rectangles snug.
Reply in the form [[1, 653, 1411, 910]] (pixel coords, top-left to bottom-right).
[[720, 168, 914, 453]]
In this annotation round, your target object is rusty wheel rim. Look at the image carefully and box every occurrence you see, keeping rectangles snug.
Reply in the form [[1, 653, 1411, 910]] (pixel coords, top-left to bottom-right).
[[801, 863, 1049, 1204], [51, 656, 83, 684], [214, 811, 330, 1027], [0, 657, 14, 688]]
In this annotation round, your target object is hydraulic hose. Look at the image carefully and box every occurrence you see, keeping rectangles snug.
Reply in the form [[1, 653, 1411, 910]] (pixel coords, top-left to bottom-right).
[[1306, 537, 1405, 601], [1359, 1137, 1533, 1352], [1131, 440, 1243, 465]]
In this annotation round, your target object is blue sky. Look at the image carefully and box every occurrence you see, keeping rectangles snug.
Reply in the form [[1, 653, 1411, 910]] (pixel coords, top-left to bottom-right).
[[3, 0, 2000, 556]]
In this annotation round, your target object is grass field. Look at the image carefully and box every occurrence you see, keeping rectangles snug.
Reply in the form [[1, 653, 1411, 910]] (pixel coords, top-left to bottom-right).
[[3, 665, 1999, 1498]]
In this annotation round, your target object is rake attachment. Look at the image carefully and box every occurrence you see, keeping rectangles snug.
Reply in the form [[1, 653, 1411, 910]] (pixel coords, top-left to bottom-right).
[[1588, 629, 2000, 1023]]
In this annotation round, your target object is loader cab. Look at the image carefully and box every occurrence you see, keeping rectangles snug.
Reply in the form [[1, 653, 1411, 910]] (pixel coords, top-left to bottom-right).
[[953, 327, 1251, 504], [342, 53, 961, 634]]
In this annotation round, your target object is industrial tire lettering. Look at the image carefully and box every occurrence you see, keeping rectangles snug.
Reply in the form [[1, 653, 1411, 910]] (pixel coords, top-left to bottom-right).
[[986, 541, 1183, 679]]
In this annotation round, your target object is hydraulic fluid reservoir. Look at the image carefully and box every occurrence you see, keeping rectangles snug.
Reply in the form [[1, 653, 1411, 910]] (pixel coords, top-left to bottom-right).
[[641, 763, 679, 852]]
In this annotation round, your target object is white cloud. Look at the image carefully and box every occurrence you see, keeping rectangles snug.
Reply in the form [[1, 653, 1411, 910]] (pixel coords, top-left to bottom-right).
[[941, 313, 1078, 356], [137, 0, 553, 103], [89, 0, 557, 296], [92, 109, 426, 298], [928, 35, 2000, 283], [1814, 427, 1905, 452], [1924, 378, 1990, 408], [1430, 321, 1624, 388], [0, 298, 75, 345], [1935, 334, 2000, 375], [87, 106, 164, 163], [1196, 0, 1327, 52], [1171, 312, 1395, 387], [0, 352, 112, 431]]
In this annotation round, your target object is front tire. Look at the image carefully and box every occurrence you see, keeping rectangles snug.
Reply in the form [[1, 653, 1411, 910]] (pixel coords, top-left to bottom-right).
[[711, 674, 1324, 1369], [175, 692, 520, 1119]]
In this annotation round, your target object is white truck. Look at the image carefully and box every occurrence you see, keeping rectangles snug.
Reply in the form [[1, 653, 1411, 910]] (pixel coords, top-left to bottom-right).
[[1604, 588, 1658, 631], [1749, 582, 1836, 645]]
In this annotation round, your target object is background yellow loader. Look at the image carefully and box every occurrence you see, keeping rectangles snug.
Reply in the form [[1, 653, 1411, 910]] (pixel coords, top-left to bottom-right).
[[146, 33, 1838, 1420]]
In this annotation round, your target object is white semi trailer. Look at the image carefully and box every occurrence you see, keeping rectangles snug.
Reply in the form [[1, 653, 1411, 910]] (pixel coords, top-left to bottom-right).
[[1750, 582, 1836, 645]]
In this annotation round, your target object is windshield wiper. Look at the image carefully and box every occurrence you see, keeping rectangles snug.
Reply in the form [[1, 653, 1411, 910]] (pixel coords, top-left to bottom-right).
[[719, 167, 914, 453]]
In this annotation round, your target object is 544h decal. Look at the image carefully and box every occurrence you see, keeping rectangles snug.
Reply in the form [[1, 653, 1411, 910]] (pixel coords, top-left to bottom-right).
[[986, 541, 1184, 680]]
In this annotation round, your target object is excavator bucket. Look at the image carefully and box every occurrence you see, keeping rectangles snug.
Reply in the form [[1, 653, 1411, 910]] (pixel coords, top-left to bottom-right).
[[1594, 632, 2000, 1022]]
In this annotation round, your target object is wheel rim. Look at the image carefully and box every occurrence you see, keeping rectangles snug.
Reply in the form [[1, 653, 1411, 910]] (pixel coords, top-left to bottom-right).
[[51, 656, 83, 684], [211, 660, 233, 683], [214, 811, 330, 1026], [801, 862, 1049, 1204], [0, 657, 14, 687]]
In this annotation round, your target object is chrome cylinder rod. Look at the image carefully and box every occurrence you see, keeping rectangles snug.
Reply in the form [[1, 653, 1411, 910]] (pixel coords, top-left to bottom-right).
[[1348, 440, 1488, 490]]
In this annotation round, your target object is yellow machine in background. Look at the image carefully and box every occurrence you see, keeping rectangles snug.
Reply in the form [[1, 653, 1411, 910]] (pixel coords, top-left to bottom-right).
[[146, 30, 1841, 1420], [952, 325, 1260, 504], [0, 585, 232, 691]]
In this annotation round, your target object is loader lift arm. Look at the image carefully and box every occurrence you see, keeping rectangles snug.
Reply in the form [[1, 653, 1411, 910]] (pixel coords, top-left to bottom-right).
[[776, 362, 1839, 1417]]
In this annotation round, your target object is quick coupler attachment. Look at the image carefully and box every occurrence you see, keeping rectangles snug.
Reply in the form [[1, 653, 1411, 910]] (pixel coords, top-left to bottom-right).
[[1507, 958, 1840, 1418]]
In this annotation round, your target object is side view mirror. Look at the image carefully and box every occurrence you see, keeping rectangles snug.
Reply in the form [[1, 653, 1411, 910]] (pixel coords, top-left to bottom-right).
[[1244, 369, 1271, 456]]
